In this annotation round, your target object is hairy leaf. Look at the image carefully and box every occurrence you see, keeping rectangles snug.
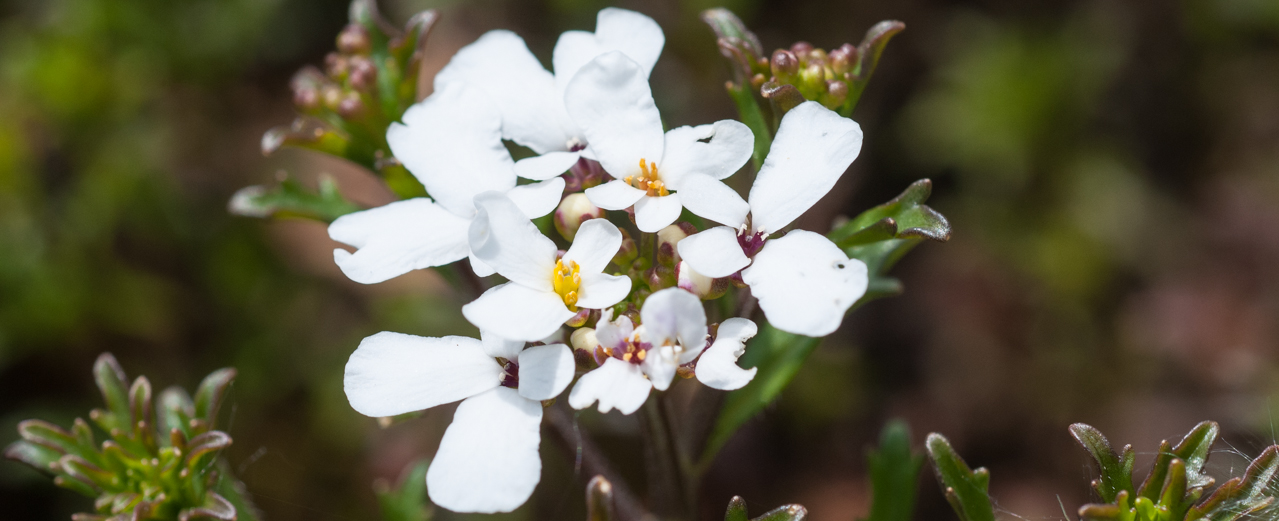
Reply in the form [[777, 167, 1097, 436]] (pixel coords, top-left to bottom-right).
[[866, 420, 924, 521], [926, 433, 996, 521]]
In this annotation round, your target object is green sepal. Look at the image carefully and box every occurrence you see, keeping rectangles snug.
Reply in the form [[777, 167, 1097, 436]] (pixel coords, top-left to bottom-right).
[[375, 458, 432, 521], [925, 433, 996, 521], [865, 420, 924, 521], [229, 174, 361, 223], [830, 179, 952, 247]]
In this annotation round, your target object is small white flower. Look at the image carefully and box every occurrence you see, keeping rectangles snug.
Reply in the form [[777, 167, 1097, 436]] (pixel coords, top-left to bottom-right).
[[343, 331, 575, 513], [328, 84, 564, 283], [463, 191, 632, 341], [434, 8, 664, 181], [676, 101, 869, 337], [568, 288, 758, 414], [567, 52, 755, 233]]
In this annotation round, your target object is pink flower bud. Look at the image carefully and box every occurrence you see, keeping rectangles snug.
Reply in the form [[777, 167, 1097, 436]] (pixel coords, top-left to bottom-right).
[[336, 24, 372, 55], [554, 193, 604, 241]]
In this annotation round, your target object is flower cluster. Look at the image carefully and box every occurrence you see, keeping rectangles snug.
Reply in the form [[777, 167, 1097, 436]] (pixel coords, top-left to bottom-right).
[[330, 8, 869, 514]]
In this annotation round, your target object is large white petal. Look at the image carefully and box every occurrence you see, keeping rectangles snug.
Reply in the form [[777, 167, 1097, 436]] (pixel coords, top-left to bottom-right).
[[388, 85, 516, 218], [426, 388, 542, 513], [747, 101, 863, 234], [344, 333, 501, 417], [641, 344, 678, 391], [516, 343, 575, 401], [585, 179, 645, 210], [481, 330, 524, 360], [564, 52, 664, 180], [434, 30, 570, 154], [634, 194, 682, 233], [594, 314, 633, 350], [514, 151, 581, 181], [469, 252, 497, 278], [640, 288, 708, 361], [568, 358, 652, 414], [676, 174, 749, 228], [695, 318, 758, 390], [552, 8, 664, 92], [329, 199, 471, 284], [506, 177, 565, 218], [741, 231, 868, 337], [576, 273, 632, 309], [676, 226, 749, 278], [563, 218, 622, 274], [659, 121, 754, 186], [463, 283, 576, 342], [469, 192, 557, 290]]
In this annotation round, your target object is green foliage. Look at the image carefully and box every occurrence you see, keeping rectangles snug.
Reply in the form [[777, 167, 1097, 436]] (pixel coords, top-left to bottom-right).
[[229, 174, 361, 223], [865, 420, 925, 521], [724, 496, 808, 521], [925, 433, 996, 521], [4, 353, 256, 521], [374, 459, 432, 521]]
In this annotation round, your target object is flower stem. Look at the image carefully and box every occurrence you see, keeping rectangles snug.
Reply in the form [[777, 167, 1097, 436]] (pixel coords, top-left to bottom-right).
[[640, 395, 696, 520], [545, 405, 648, 520]]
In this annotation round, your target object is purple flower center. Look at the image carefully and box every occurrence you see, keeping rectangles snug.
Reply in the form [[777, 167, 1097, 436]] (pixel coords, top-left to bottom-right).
[[737, 230, 768, 258], [596, 338, 652, 366], [500, 360, 519, 389]]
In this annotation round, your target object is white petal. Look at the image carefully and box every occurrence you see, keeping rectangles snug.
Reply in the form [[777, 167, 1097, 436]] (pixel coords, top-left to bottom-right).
[[517, 343, 575, 401], [641, 344, 678, 391], [469, 192, 557, 290], [563, 218, 622, 274], [434, 30, 571, 154], [576, 273, 632, 309], [585, 179, 645, 210], [514, 151, 581, 181], [659, 120, 754, 186], [640, 288, 708, 361], [552, 7, 664, 92], [595, 314, 633, 350], [463, 283, 577, 342], [748, 101, 863, 234], [634, 194, 683, 233], [568, 358, 652, 414], [695, 318, 758, 390], [741, 230, 868, 336], [344, 333, 501, 417], [506, 177, 566, 218], [388, 85, 516, 218], [676, 226, 750, 278], [481, 330, 524, 359], [329, 199, 471, 284], [676, 174, 749, 228], [564, 52, 665, 180], [469, 252, 497, 277], [426, 388, 542, 513]]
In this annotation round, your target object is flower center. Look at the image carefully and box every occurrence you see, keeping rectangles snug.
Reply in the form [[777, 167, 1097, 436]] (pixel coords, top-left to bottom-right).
[[623, 158, 668, 197], [737, 227, 768, 258], [552, 259, 582, 311], [500, 360, 519, 389], [600, 333, 651, 365]]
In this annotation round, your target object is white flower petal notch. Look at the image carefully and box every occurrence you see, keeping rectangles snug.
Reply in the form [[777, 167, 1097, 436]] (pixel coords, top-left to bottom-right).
[[344, 332, 575, 514], [463, 192, 631, 341], [329, 84, 564, 285], [676, 101, 869, 337], [567, 288, 709, 414], [434, 8, 666, 182], [695, 318, 759, 391], [570, 52, 755, 233]]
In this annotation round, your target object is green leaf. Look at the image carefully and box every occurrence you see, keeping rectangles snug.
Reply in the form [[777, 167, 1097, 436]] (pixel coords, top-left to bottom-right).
[[726, 80, 771, 171], [229, 175, 360, 223], [158, 387, 196, 439], [925, 433, 996, 521], [1170, 421, 1219, 489], [93, 353, 132, 433], [751, 505, 808, 521], [842, 20, 906, 116], [4, 440, 63, 473], [261, 117, 358, 163], [830, 179, 951, 248], [865, 420, 925, 521], [700, 325, 821, 471], [193, 368, 237, 429], [214, 460, 264, 521], [375, 459, 432, 521], [725, 496, 751, 521], [1069, 423, 1136, 503], [1188, 445, 1279, 521]]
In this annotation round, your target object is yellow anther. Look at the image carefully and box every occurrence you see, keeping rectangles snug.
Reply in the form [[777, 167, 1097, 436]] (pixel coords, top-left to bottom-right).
[[552, 259, 582, 311], [626, 159, 669, 197], [623, 352, 633, 362], [636, 349, 647, 361]]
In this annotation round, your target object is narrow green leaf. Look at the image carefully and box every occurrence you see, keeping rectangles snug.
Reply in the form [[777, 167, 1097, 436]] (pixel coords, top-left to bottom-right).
[[865, 420, 924, 521], [229, 175, 361, 223], [830, 179, 951, 248], [1189, 445, 1278, 521], [842, 21, 906, 116], [751, 504, 808, 521], [158, 387, 195, 439], [93, 353, 132, 432], [1171, 421, 1219, 488], [1069, 423, 1136, 503], [375, 458, 432, 521], [725, 496, 751, 521], [4, 440, 63, 473], [193, 368, 237, 428], [925, 433, 996, 521]]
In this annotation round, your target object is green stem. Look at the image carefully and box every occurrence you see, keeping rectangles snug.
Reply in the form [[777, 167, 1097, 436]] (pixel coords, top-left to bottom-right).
[[640, 396, 694, 520], [725, 81, 771, 171]]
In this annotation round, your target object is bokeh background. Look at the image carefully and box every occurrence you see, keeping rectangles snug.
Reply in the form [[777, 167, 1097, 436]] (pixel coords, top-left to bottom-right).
[[3, 0, 1279, 519]]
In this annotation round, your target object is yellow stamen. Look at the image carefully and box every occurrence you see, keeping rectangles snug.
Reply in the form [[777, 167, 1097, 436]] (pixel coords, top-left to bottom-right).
[[636, 350, 646, 361], [623, 352, 632, 362], [552, 259, 582, 311], [625, 159, 669, 197]]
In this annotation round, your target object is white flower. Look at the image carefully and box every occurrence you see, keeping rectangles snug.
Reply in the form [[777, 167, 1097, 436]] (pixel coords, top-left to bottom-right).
[[676, 101, 869, 337], [328, 84, 564, 283], [343, 331, 575, 513], [568, 288, 758, 414], [567, 52, 755, 233], [462, 191, 632, 341], [434, 8, 664, 181]]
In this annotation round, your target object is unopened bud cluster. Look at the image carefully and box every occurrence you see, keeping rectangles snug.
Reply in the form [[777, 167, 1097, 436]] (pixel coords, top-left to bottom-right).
[[764, 42, 854, 110], [4, 354, 248, 521]]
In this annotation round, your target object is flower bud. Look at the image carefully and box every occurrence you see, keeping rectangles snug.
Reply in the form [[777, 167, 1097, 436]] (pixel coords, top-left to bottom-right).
[[337, 92, 365, 119], [789, 41, 814, 60], [645, 265, 676, 292], [571, 327, 599, 352], [565, 308, 590, 328], [677, 261, 728, 300], [322, 84, 344, 111], [806, 48, 827, 66], [554, 193, 604, 241], [325, 52, 349, 80], [828, 45, 853, 74], [825, 79, 848, 108], [770, 50, 799, 80], [292, 84, 320, 112], [800, 63, 825, 89], [336, 24, 372, 55], [347, 55, 378, 92], [613, 228, 639, 267], [654, 223, 687, 266]]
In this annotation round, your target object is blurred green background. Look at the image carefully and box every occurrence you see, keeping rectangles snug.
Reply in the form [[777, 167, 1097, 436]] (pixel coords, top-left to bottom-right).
[[3, 0, 1279, 519]]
